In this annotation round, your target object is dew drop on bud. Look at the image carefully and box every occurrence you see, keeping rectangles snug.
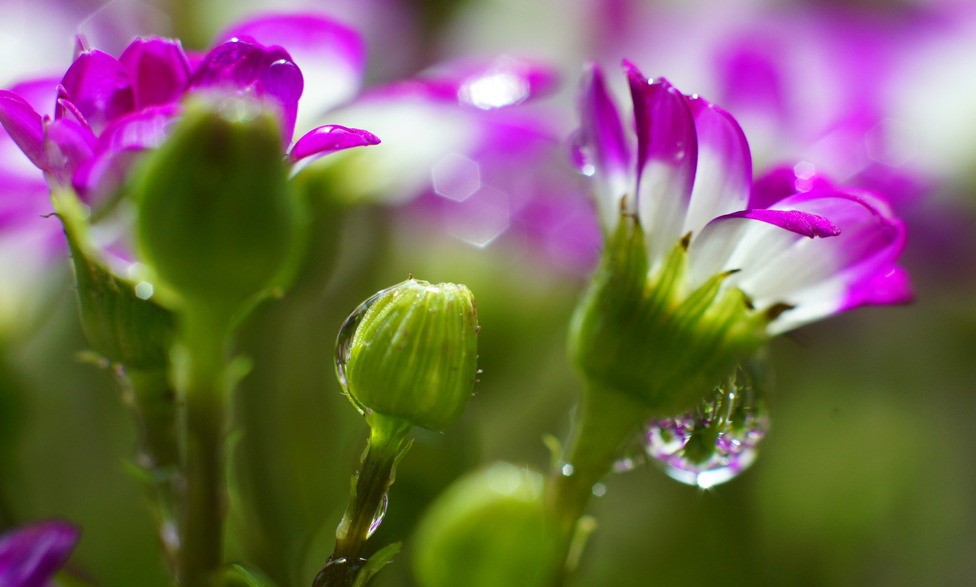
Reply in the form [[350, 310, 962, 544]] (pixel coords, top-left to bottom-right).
[[367, 493, 389, 538], [643, 366, 769, 489], [334, 285, 397, 403]]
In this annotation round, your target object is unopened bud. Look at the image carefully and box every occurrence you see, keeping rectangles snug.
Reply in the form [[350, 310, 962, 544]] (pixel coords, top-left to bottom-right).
[[412, 463, 557, 587], [336, 278, 479, 431], [132, 95, 302, 309]]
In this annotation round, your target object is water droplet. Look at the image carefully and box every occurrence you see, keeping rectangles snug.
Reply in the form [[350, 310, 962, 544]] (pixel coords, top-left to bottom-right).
[[569, 130, 596, 176], [560, 464, 575, 477], [644, 366, 769, 489], [367, 493, 389, 539], [335, 284, 401, 409], [591, 483, 607, 497], [312, 556, 369, 587]]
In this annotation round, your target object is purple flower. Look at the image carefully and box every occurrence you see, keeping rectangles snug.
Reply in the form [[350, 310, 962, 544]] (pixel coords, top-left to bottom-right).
[[0, 520, 79, 587], [0, 13, 377, 205], [575, 61, 911, 334]]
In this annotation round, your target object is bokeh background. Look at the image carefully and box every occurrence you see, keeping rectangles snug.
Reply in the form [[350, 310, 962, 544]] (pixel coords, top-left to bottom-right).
[[1, 0, 974, 585]]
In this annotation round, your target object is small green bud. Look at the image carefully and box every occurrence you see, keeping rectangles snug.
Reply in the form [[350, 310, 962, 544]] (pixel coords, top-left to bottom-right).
[[412, 463, 558, 587], [132, 95, 302, 309], [569, 216, 769, 415], [336, 278, 479, 431]]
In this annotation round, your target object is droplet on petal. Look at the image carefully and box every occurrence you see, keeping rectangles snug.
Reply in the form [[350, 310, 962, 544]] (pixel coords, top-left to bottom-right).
[[643, 366, 769, 489]]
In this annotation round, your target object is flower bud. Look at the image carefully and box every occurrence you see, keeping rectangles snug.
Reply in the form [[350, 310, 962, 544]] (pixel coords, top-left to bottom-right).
[[412, 463, 557, 587], [569, 217, 768, 415], [132, 95, 302, 309], [336, 278, 479, 431]]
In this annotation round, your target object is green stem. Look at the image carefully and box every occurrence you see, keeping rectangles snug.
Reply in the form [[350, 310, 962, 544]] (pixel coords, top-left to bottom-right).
[[176, 304, 234, 587], [545, 384, 649, 582], [120, 367, 180, 573], [314, 415, 412, 587]]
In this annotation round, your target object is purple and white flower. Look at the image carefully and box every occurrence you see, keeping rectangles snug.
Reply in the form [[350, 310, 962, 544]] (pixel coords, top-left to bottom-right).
[[575, 61, 911, 335]]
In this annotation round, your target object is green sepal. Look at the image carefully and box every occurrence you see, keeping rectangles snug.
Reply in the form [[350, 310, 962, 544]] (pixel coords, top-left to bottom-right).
[[338, 278, 479, 431], [216, 562, 280, 587], [131, 95, 305, 312], [569, 214, 769, 415], [351, 542, 402, 587], [53, 190, 174, 370]]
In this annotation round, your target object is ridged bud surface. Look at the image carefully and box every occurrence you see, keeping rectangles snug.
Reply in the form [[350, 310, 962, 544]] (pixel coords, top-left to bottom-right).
[[336, 278, 479, 431]]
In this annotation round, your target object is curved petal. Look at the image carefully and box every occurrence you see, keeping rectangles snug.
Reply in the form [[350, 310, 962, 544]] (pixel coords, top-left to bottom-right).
[[693, 188, 908, 333], [74, 105, 179, 197], [0, 91, 47, 171], [59, 49, 135, 133], [44, 116, 97, 186], [625, 63, 698, 264], [750, 164, 834, 208], [289, 124, 380, 164], [8, 78, 60, 117], [683, 95, 752, 235], [219, 13, 365, 126], [118, 37, 191, 108], [576, 62, 631, 232], [0, 520, 80, 587], [688, 208, 839, 289]]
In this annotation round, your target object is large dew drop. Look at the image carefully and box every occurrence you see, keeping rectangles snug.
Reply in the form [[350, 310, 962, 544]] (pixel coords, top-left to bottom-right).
[[644, 366, 769, 489], [334, 284, 399, 409]]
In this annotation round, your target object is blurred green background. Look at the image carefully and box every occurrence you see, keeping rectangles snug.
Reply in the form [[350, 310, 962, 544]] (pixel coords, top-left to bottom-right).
[[2, 0, 975, 585]]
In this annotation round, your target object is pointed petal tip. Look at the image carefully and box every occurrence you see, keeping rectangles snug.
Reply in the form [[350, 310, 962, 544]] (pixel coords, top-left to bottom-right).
[[289, 124, 380, 163]]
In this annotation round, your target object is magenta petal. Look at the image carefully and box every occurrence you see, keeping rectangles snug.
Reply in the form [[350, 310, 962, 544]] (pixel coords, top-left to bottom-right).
[[219, 13, 365, 119], [575, 62, 632, 229], [191, 39, 303, 144], [74, 105, 179, 197], [625, 64, 697, 187], [289, 124, 380, 163], [44, 117, 97, 186], [118, 37, 191, 108], [717, 208, 840, 239], [0, 520, 80, 587], [0, 91, 47, 171], [8, 78, 60, 117], [59, 49, 135, 133], [578, 63, 629, 179], [624, 62, 698, 260], [684, 95, 752, 233], [750, 164, 835, 208]]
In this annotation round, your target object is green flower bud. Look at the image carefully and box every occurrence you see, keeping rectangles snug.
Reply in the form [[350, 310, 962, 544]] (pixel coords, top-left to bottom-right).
[[132, 96, 303, 310], [569, 216, 769, 415], [412, 463, 558, 587], [336, 278, 479, 431]]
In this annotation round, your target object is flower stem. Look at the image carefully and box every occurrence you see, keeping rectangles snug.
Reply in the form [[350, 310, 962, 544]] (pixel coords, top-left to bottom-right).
[[176, 304, 233, 587], [120, 367, 180, 573], [313, 415, 412, 587], [545, 384, 649, 582]]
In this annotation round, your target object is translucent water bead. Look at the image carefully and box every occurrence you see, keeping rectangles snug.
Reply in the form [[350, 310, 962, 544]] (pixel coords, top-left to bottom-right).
[[644, 367, 769, 489]]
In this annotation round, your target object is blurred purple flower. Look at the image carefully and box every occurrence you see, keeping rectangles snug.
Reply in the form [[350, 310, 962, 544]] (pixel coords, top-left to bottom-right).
[[325, 56, 602, 272], [0, 520, 79, 587], [585, 1, 936, 209], [575, 61, 911, 334]]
